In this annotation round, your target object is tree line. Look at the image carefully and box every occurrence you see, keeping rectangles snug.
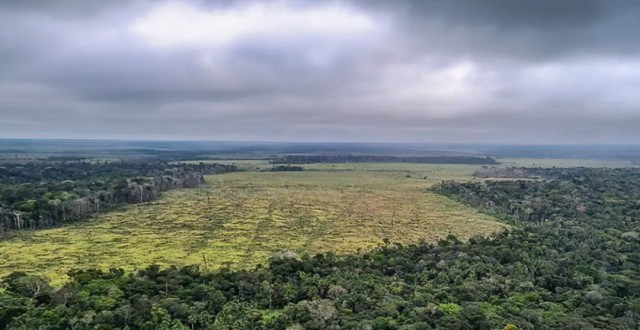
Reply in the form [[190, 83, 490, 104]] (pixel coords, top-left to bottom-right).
[[272, 155, 497, 165], [0, 161, 236, 235]]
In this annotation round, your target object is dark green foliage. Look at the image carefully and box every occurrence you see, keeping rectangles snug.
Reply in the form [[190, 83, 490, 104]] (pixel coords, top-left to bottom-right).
[[273, 155, 498, 165], [2, 167, 640, 329], [0, 161, 235, 233], [270, 165, 305, 172]]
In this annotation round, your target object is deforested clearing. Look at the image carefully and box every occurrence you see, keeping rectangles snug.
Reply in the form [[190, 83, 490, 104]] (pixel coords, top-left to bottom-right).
[[0, 164, 506, 285]]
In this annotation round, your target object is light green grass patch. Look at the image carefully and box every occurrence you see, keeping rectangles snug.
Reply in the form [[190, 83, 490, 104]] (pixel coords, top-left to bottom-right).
[[0, 164, 506, 285]]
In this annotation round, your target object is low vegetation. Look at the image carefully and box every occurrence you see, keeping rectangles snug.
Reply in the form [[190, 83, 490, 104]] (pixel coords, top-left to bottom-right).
[[0, 165, 504, 286]]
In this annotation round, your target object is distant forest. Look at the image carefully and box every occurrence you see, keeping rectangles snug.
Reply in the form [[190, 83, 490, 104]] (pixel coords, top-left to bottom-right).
[[273, 155, 497, 165], [2, 167, 639, 329], [270, 164, 305, 172]]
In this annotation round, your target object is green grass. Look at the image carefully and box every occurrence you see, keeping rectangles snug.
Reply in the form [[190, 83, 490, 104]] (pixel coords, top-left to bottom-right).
[[0, 164, 507, 285]]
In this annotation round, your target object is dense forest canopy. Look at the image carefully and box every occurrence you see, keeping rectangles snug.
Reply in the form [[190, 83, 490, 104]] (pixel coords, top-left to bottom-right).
[[1, 166, 639, 329], [0, 161, 235, 233], [272, 155, 497, 165], [270, 165, 305, 172]]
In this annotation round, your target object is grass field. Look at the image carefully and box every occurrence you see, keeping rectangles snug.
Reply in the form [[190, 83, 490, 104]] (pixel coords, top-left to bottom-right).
[[0, 164, 507, 285]]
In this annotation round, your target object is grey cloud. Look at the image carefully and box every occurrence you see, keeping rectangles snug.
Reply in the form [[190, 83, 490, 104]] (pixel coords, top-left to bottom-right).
[[365, 0, 640, 62], [0, 0, 639, 143]]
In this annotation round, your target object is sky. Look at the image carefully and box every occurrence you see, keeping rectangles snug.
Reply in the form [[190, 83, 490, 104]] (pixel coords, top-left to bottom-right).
[[0, 0, 639, 144]]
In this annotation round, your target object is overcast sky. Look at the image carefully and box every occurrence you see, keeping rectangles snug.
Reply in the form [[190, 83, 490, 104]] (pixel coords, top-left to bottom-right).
[[1, 0, 639, 144]]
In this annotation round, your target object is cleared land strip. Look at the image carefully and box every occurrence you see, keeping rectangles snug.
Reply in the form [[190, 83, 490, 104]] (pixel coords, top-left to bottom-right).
[[0, 167, 506, 285]]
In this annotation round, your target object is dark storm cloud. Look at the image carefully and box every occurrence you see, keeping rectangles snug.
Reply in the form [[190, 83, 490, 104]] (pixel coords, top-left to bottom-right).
[[361, 0, 640, 61], [0, 0, 639, 143]]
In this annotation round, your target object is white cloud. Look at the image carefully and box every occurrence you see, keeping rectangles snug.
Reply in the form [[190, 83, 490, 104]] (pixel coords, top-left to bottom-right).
[[129, 1, 377, 49], [513, 58, 640, 113], [341, 60, 501, 119]]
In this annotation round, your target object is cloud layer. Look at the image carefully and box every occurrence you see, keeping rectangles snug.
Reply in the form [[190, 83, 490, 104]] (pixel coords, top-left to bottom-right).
[[1, 0, 639, 143]]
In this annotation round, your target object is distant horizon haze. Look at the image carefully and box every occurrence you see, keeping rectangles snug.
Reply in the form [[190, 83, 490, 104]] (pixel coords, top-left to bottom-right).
[[0, 137, 640, 147]]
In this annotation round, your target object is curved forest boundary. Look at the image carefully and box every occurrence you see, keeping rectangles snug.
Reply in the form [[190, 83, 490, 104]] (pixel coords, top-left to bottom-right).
[[0, 164, 506, 286], [0, 161, 236, 235]]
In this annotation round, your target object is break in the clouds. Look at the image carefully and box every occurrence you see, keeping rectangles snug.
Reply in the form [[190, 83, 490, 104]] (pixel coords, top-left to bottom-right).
[[1, 0, 639, 144]]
